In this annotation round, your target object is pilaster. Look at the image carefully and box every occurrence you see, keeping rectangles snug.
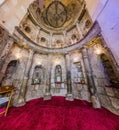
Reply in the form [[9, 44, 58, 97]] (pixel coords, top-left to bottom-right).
[[17, 49, 34, 106]]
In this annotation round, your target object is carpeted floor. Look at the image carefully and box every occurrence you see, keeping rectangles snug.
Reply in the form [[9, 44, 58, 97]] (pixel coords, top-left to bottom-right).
[[0, 96, 119, 130]]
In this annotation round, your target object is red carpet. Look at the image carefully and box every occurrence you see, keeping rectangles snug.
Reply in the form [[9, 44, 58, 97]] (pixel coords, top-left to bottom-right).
[[0, 96, 119, 130]]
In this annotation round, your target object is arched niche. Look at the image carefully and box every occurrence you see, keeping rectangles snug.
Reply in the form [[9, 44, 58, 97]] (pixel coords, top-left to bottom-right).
[[73, 62, 85, 84], [32, 65, 44, 85], [55, 65, 62, 83], [100, 54, 119, 86], [2, 60, 19, 86]]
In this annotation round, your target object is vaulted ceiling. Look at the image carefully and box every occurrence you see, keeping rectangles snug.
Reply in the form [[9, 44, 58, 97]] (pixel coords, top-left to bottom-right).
[[1, 0, 119, 63], [0, 0, 104, 34], [29, 0, 84, 31], [17, 0, 93, 48]]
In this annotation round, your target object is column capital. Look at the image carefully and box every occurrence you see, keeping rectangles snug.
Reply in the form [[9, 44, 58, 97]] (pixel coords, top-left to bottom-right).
[[28, 49, 34, 54], [64, 51, 70, 56]]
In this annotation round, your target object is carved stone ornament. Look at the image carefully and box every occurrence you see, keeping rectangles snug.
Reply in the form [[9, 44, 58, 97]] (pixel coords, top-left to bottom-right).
[[85, 20, 91, 28], [45, 1, 67, 28]]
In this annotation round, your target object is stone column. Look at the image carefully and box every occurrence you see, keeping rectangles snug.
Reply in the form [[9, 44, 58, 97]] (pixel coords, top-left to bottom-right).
[[0, 37, 14, 82], [17, 49, 34, 106], [44, 54, 52, 100], [82, 47, 101, 108], [65, 53, 74, 101]]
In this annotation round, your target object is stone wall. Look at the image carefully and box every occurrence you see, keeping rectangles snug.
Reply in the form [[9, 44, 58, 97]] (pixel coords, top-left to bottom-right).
[[50, 54, 67, 96], [70, 50, 91, 102], [0, 23, 119, 115], [0, 43, 29, 105], [87, 39, 119, 115], [26, 53, 48, 101]]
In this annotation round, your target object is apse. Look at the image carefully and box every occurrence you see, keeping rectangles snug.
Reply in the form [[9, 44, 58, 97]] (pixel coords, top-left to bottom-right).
[[0, 0, 119, 116]]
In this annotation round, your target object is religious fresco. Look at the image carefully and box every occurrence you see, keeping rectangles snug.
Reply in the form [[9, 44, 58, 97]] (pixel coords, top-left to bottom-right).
[[29, 0, 84, 31], [18, 0, 93, 49], [18, 0, 89, 48]]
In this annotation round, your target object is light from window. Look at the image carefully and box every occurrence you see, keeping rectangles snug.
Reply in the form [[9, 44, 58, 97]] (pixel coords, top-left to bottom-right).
[[0, 0, 5, 5]]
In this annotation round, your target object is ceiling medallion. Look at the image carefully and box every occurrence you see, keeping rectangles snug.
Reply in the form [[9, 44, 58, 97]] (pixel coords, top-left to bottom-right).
[[45, 1, 67, 28]]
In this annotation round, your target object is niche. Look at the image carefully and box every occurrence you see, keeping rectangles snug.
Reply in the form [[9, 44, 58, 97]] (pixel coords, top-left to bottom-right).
[[55, 65, 62, 83], [2, 60, 18, 86], [85, 19, 91, 28], [32, 65, 44, 85], [73, 62, 84, 83], [100, 54, 119, 86]]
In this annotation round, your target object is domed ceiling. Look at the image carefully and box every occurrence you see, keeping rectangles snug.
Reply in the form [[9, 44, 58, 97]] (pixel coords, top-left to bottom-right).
[[29, 0, 85, 32], [18, 0, 93, 49]]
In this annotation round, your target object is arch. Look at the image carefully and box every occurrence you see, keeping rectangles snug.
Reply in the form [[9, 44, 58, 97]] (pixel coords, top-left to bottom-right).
[[2, 60, 18, 86], [73, 61, 84, 83], [55, 65, 62, 83], [32, 65, 44, 85], [100, 53, 119, 86]]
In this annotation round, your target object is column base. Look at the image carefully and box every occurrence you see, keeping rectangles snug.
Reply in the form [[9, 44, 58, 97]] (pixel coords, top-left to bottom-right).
[[91, 95, 101, 108], [43, 93, 52, 100], [15, 97, 26, 107], [65, 93, 74, 101]]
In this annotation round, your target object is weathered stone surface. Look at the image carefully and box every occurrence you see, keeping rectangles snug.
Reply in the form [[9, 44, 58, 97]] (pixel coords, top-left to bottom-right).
[[77, 91, 82, 99], [66, 93, 74, 101], [76, 85, 83, 91], [82, 85, 89, 91], [110, 97, 119, 109], [31, 90, 37, 97], [105, 106, 119, 116], [1, 20, 119, 116], [113, 89, 119, 98], [99, 95, 111, 107], [97, 87, 106, 94], [91, 95, 101, 108], [105, 87, 115, 97], [43, 93, 52, 100], [81, 90, 90, 101]]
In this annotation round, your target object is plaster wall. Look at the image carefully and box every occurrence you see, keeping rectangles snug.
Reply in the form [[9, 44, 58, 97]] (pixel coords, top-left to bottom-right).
[[97, 0, 119, 65], [86, 0, 119, 65], [0, 0, 34, 33]]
